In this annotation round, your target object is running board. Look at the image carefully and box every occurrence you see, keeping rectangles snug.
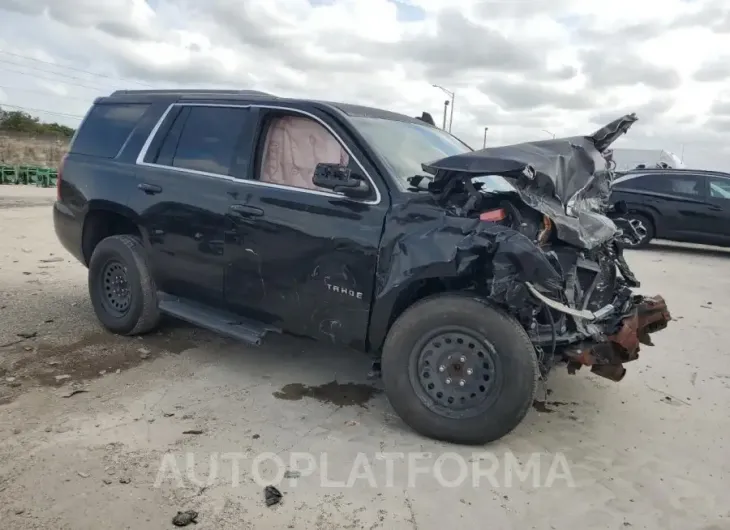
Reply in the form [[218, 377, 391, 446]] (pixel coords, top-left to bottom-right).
[[157, 292, 279, 346]]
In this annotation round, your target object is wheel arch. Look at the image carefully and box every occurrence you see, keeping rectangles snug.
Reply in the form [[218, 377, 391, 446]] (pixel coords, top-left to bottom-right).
[[82, 201, 143, 265], [366, 275, 479, 354]]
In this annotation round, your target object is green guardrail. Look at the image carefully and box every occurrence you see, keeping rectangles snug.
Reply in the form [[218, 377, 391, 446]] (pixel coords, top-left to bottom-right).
[[0, 164, 58, 187]]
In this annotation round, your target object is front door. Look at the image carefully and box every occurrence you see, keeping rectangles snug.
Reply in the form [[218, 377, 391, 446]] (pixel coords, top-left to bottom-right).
[[706, 175, 730, 243], [134, 103, 254, 307], [223, 105, 389, 351]]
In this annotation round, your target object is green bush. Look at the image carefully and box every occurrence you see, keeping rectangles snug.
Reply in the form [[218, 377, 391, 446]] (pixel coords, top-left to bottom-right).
[[0, 107, 75, 138]]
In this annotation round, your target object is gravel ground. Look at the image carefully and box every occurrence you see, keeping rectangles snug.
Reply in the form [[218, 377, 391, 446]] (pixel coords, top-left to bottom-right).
[[1, 186, 729, 530]]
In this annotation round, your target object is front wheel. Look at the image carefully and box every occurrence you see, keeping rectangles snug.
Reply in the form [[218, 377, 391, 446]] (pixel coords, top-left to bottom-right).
[[381, 294, 538, 445]]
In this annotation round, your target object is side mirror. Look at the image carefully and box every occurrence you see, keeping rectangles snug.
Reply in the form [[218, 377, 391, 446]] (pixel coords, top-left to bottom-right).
[[312, 163, 370, 198]]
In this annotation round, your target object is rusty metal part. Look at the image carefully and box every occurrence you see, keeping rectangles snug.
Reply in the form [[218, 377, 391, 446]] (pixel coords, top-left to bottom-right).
[[563, 294, 671, 382], [636, 295, 671, 346], [590, 364, 626, 382]]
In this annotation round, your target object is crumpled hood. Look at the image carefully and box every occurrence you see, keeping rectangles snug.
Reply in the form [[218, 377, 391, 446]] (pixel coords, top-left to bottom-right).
[[420, 114, 639, 249]]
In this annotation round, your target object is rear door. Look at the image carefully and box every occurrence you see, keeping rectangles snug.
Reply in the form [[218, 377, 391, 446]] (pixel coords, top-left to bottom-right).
[[706, 175, 730, 242], [133, 103, 253, 307]]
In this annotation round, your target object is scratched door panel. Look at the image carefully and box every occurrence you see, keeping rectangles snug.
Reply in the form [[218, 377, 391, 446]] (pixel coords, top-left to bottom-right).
[[224, 186, 386, 351]]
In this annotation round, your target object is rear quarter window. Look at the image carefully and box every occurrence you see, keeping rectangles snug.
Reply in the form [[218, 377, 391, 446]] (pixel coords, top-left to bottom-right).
[[71, 103, 149, 158]]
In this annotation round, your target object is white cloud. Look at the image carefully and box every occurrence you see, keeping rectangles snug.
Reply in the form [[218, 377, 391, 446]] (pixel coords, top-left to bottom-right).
[[0, 0, 729, 169]]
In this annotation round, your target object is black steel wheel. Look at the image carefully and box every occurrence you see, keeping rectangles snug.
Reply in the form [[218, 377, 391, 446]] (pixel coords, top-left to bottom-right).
[[381, 293, 538, 445], [99, 260, 132, 317], [88, 234, 161, 335], [410, 328, 503, 419]]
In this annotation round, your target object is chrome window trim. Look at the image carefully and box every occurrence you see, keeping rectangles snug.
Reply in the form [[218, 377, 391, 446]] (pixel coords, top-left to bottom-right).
[[135, 102, 382, 205]]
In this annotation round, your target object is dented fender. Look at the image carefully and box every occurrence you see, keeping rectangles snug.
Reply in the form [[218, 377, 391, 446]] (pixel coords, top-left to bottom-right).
[[367, 199, 572, 352]]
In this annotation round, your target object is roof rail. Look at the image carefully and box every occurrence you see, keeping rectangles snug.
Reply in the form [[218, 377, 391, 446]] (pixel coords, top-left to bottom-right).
[[627, 167, 730, 176], [109, 89, 275, 97]]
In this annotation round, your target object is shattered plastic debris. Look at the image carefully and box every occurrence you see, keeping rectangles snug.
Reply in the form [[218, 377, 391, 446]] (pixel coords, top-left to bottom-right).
[[172, 510, 198, 526], [264, 485, 283, 506]]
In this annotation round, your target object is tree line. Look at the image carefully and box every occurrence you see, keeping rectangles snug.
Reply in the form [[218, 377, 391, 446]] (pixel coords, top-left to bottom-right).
[[0, 107, 76, 138]]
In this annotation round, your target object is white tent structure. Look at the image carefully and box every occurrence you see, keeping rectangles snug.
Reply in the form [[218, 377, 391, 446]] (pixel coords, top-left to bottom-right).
[[609, 148, 685, 171]]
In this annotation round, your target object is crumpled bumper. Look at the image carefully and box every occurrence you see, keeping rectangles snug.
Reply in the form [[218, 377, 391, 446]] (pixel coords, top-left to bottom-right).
[[562, 295, 672, 381]]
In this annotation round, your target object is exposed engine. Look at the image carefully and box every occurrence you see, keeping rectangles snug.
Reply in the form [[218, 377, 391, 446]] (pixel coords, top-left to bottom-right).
[[406, 113, 672, 383]]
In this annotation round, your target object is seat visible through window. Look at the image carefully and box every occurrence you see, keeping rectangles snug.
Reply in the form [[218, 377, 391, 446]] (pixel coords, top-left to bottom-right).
[[670, 178, 699, 195], [260, 115, 350, 190]]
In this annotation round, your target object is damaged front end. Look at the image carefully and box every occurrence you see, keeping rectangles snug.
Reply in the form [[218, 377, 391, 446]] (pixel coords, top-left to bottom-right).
[[410, 113, 672, 382]]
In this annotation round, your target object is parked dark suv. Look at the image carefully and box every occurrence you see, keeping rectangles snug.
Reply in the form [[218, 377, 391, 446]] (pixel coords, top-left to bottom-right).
[[54, 91, 671, 444], [609, 167, 730, 248]]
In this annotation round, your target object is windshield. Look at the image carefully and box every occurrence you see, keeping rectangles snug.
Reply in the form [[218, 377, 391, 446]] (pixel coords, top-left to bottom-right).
[[350, 116, 472, 190]]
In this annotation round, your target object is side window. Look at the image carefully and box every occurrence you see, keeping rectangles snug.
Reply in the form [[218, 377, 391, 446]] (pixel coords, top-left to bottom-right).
[[611, 175, 644, 190], [709, 177, 730, 200], [258, 114, 350, 191], [628, 174, 704, 197], [154, 106, 250, 176], [664, 175, 704, 197], [614, 174, 660, 191], [71, 103, 149, 158]]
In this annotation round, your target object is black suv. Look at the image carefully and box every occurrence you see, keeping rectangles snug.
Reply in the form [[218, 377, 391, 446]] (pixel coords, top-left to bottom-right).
[[54, 91, 671, 445], [609, 167, 730, 248]]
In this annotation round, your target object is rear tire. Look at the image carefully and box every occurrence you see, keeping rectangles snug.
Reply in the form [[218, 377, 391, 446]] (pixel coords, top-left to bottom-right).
[[623, 213, 654, 249], [381, 294, 538, 445], [88, 234, 161, 335]]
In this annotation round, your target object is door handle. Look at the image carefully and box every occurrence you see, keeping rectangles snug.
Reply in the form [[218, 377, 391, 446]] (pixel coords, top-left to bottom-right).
[[708, 205, 722, 211], [229, 204, 264, 217], [138, 183, 162, 195]]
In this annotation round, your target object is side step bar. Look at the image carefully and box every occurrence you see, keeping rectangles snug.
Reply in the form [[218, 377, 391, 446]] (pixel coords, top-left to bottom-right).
[[157, 292, 279, 346]]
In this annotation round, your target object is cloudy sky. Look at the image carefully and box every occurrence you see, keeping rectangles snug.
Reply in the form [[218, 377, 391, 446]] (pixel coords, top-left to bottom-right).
[[0, 0, 729, 169]]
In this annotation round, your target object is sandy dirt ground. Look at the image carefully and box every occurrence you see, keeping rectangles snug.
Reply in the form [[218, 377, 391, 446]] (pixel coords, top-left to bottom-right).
[[1, 186, 729, 530]]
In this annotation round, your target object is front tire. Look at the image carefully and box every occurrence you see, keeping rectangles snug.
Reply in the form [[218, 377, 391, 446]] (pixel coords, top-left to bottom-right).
[[381, 294, 538, 445], [88, 234, 161, 335]]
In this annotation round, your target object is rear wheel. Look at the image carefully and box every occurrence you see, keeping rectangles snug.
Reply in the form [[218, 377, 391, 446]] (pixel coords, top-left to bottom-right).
[[88, 234, 161, 335], [381, 294, 538, 445], [622, 213, 654, 249]]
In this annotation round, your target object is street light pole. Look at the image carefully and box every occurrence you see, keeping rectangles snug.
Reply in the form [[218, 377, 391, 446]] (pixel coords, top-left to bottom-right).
[[442, 100, 449, 130], [433, 84, 455, 132], [449, 92, 455, 133], [483, 127, 488, 148], [542, 129, 556, 139]]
